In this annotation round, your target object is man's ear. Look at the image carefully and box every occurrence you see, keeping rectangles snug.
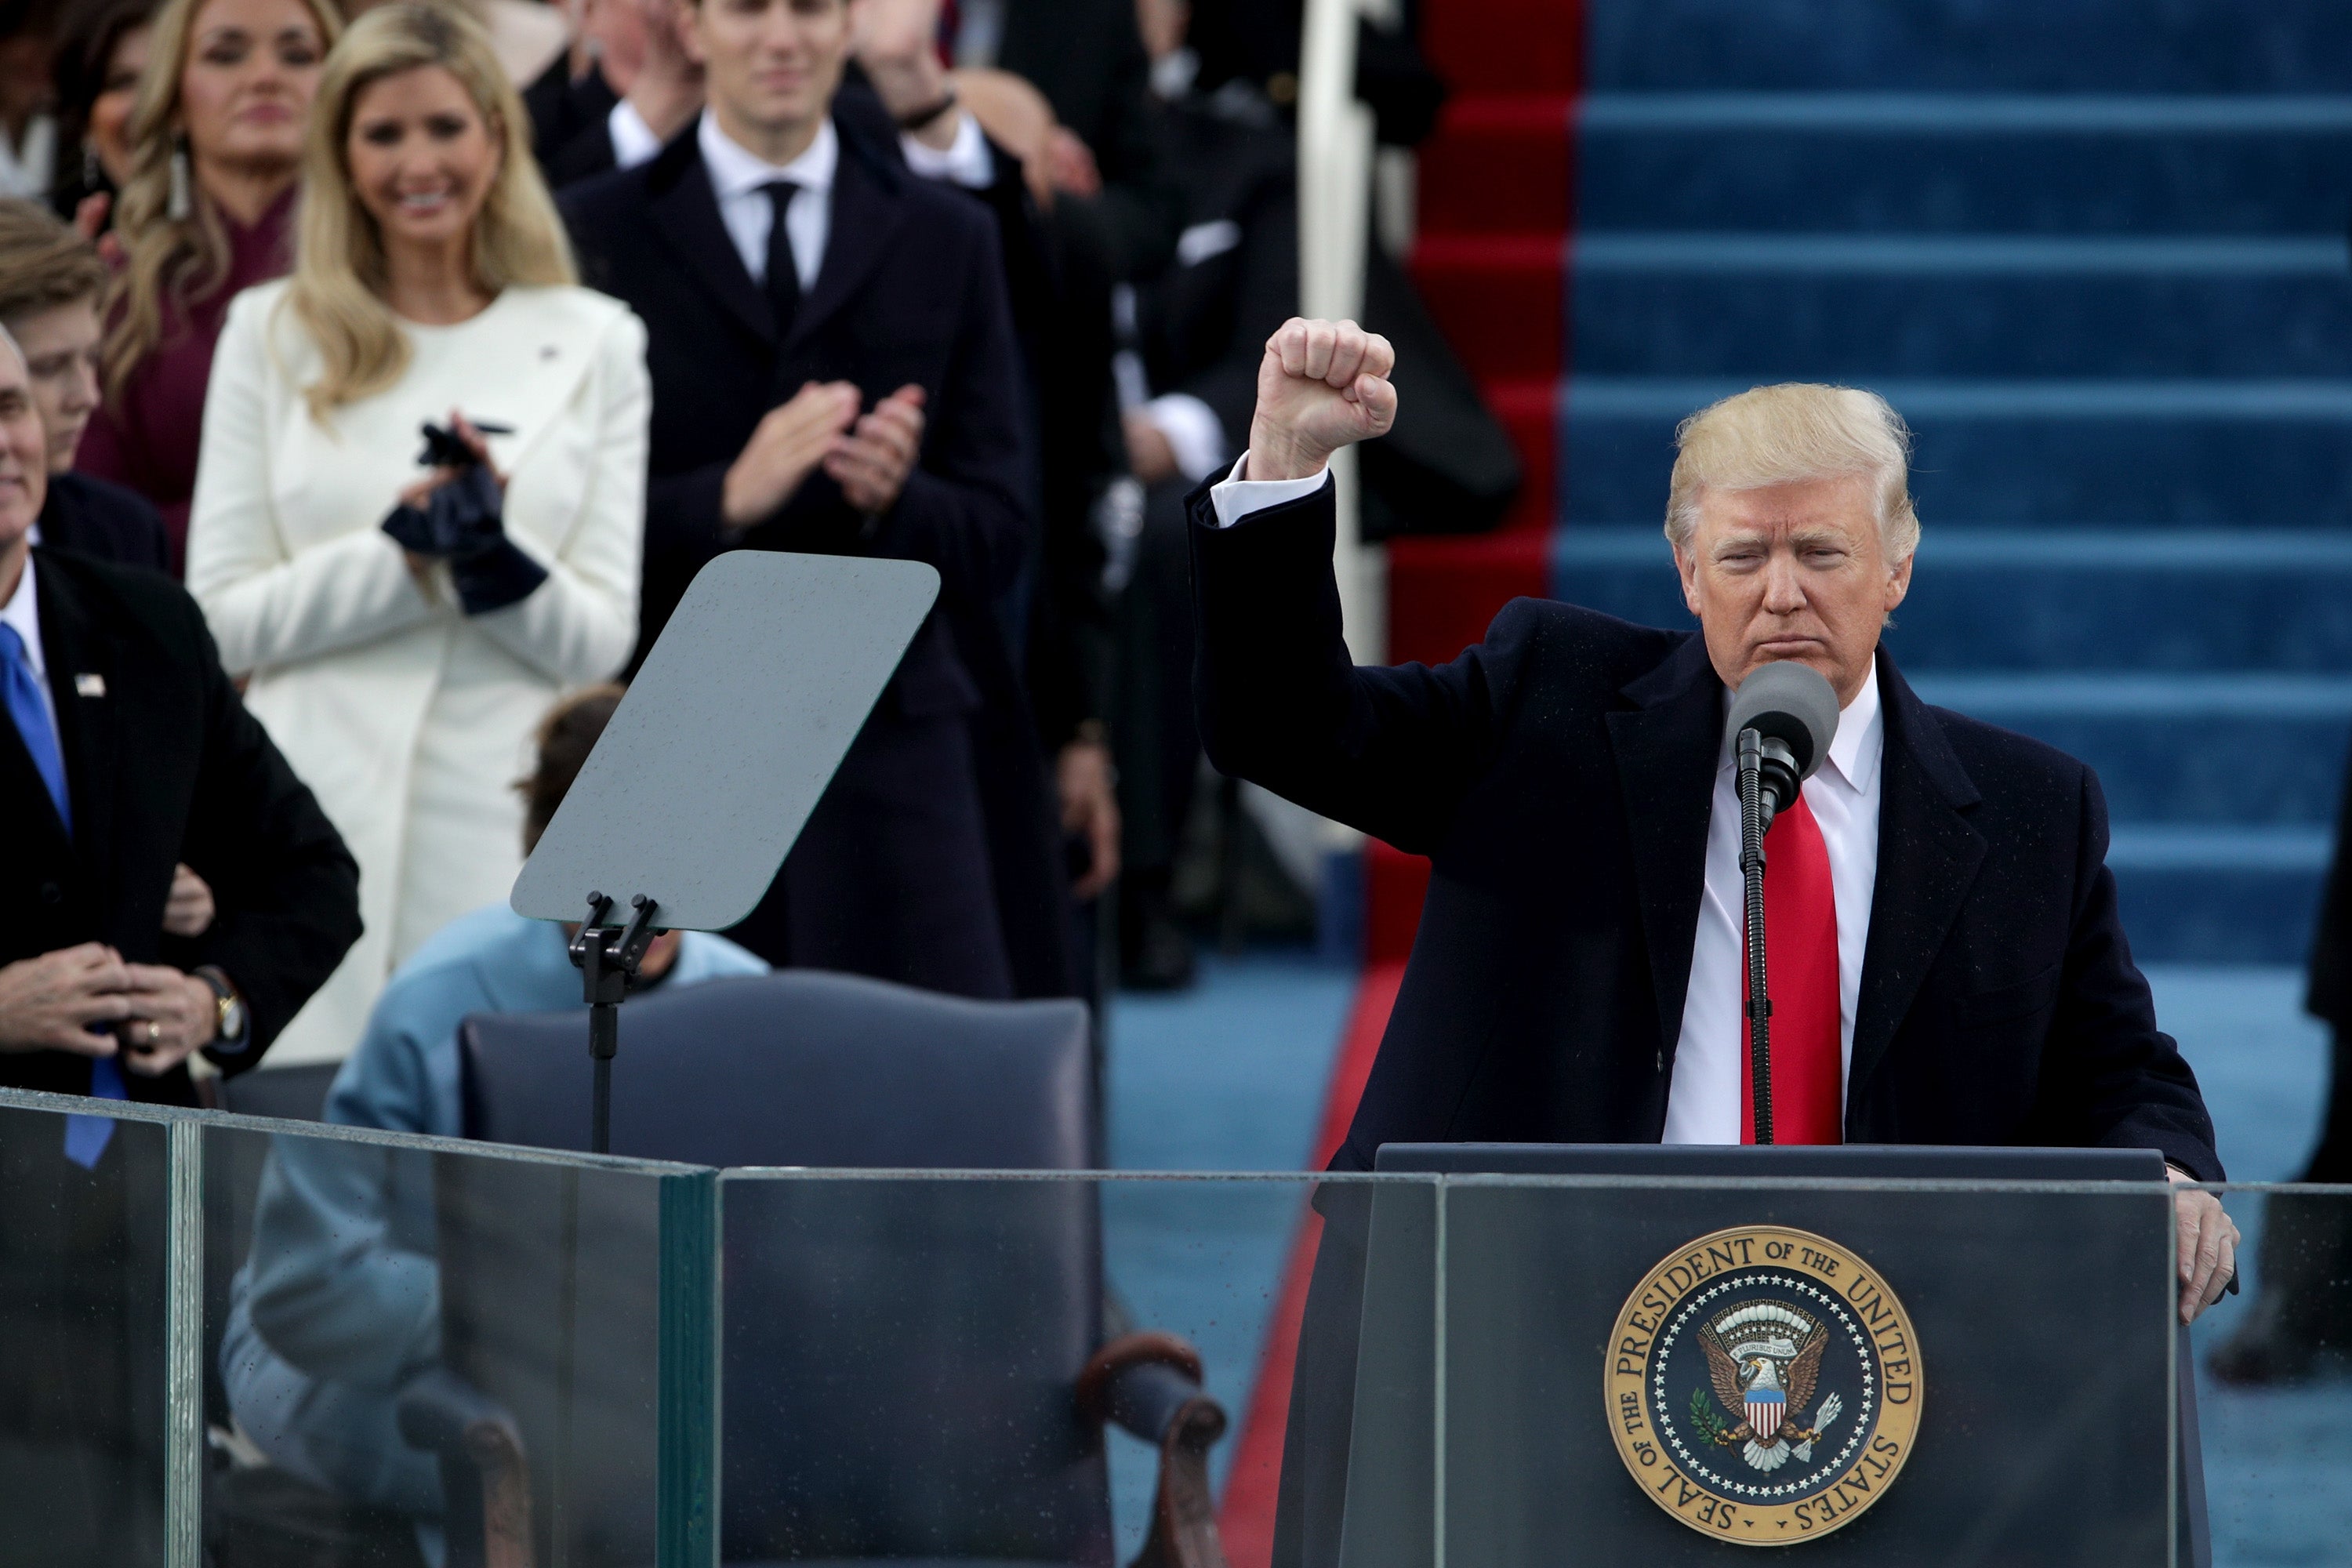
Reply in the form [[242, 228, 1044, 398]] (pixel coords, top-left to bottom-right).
[[1673, 540, 1703, 619], [676, 0, 710, 67], [1884, 548, 1914, 615]]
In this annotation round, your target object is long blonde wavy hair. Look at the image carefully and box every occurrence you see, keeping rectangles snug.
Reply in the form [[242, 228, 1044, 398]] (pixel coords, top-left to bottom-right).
[[287, 2, 575, 419], [103, 0, 343, 401]]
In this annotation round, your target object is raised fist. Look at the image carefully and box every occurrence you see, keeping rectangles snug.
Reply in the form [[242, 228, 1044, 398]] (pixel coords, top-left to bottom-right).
[[1245, 318, 1398, 481]]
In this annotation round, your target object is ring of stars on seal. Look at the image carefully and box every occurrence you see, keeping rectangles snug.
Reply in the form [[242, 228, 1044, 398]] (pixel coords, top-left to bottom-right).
[[1603, 1224, 1924, 1546]]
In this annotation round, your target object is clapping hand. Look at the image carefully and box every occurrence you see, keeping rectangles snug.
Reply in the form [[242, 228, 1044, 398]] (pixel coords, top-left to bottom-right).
[[1245, 318, 1399, 482], [723, 381, 862, 529], [825, 384, 927, 516]]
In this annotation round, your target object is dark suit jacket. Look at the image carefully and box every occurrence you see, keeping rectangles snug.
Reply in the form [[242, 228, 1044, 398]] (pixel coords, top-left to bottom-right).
[[35, 471, 169, 572], [561, 115, 1033, 701], [994, 0, 1181, 283], [1192, 482, 2224, 1180], [522, 54, 622, 189], [0, 548, 361, 1104], [562, 115, 1068, 995]]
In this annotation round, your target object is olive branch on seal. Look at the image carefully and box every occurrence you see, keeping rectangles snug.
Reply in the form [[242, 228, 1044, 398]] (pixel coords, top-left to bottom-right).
[[1688, 1385, 1730, 1443]]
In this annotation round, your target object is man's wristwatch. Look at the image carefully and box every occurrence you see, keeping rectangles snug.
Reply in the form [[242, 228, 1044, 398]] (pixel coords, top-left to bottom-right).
[[193, 967, 250, 1054]]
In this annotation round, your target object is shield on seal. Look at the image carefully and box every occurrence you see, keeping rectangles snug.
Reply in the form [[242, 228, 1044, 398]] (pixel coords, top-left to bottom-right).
[[1744, 1387, 1785, 1440]]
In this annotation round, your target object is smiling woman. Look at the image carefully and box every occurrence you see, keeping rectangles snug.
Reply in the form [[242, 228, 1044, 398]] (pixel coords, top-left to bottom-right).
[[183, 2, 648, 1069], [76, 0, 338, 570]]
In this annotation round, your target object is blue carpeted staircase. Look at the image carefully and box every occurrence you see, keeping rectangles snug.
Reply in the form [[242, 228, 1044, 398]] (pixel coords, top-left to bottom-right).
[[1553, 0, 2352, 961]]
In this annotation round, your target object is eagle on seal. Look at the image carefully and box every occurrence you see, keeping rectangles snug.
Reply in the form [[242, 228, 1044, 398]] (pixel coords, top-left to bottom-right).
[[1698, 1302, 1844, 1472]]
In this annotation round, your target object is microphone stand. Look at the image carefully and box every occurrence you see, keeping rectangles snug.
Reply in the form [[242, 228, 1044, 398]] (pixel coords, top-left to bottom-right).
[[1737, 728, 1773, 1145]]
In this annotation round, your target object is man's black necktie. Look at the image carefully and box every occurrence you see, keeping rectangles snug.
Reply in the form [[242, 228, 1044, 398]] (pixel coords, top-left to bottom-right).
[[762, 180, 802, 338]]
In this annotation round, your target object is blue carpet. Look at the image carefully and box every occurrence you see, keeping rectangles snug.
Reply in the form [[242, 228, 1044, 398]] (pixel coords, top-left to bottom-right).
[[2146, 966, 2348, 1567], [1098, 951, 1358, 1557]]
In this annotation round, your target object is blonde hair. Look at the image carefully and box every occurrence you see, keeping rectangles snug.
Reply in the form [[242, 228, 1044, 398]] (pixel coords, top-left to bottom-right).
[[286, 1, 575, 419], [1664, 384, 1920, 563], [104, 0, 343, 401]]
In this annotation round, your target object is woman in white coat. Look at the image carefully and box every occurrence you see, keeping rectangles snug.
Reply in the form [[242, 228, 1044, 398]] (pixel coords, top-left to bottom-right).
[[187, 2, 645, 1065]]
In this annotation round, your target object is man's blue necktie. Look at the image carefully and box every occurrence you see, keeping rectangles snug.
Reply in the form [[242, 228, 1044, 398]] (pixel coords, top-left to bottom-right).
[[0, 621, 122, 1167]]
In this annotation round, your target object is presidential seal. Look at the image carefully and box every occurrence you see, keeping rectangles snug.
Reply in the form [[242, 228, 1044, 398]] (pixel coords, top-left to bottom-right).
[[1605, 1225, 1922, 1545]]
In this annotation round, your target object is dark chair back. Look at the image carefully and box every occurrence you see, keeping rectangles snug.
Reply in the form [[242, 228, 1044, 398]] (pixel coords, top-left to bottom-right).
[[215, 1062, 340, 1123], [448, 971, 1109, 1566]]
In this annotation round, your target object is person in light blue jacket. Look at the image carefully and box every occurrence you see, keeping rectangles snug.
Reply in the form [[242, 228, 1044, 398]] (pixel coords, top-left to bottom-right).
[[218, 685, 765, 1562]]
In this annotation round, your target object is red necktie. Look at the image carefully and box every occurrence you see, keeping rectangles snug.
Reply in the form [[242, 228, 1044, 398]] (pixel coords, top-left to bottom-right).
[[1741, 791, 1845, 1144]]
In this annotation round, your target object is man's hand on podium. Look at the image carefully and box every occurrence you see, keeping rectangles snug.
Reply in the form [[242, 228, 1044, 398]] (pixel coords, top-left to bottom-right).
[[2168, 1167, 2239, 1325], [1243, 318, 1398, 483]]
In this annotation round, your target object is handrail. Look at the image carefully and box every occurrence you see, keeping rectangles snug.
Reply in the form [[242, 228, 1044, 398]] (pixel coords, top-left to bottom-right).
[[1297, 0, 1389, 663]]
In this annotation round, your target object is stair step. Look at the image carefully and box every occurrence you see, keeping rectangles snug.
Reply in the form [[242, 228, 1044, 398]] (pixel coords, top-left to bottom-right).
[[1563, 379, 2352, 526], [2111, 853, 2325, 962], [1586, 0, 2352, 95], [1571, 236, 2352, 379], [1419, 96, 1574, 238], [1552, 528, 2352, 670], [1387, 532, 1551, 670], [1577, 94, 2352, 236], [1907, 676, 2352, 824], [1409, 236, 1566, 384], [1425, 0, 1581, 96]]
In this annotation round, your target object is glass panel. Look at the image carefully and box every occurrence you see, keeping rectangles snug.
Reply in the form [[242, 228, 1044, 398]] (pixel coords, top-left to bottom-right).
[[2194, 1183, 2352, 1567], [1437, 1177, 2180, 1566], [711, 1169, 1439, 1568], [0, 1093, 174, 1566], [200, 1112, 714, 1568]]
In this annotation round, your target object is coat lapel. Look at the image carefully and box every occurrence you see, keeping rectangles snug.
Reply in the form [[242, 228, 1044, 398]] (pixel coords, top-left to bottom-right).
[[1603, 634, 1722, 1079], [647, 132, 776, 345], [1847, 651, 1986, 1112], [32, 553, 119, 891], [783, 125, 910, 358]]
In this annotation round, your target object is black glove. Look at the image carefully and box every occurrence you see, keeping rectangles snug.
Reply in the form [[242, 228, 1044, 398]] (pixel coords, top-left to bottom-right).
[[381, 422, 547, 615]]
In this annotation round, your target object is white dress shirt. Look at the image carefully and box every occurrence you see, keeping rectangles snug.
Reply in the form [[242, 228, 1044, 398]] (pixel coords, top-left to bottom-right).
[[699, 112, 838, 292], [1664, 667, 1882, 1144], [608, 107, 997, 260], [0, 552, 56, 739], [1205, 459, 1887, 1144]]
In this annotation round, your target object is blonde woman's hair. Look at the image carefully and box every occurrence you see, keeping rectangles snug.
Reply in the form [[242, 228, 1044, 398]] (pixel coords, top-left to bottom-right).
[[103, 0, 343, 401], [1664, 384, 1921, 564], [287, 1, 575, 419]]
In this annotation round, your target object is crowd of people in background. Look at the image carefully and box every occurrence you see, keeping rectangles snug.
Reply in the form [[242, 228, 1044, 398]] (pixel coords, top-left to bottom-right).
[[0, 0, 1464, 1555], [0, 0, 1466, 1074]]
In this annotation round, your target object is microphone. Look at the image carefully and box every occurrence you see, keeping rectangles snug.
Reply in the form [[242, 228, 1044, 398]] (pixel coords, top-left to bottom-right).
[[1723, 661, 1840, 833]]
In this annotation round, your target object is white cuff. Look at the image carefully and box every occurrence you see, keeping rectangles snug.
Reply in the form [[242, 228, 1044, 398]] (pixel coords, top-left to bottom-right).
[[1206, 453, 1330, 528], [608, 99, 662, 170], [1144, 393, 1227, 484], [900, 111, 994, 190]]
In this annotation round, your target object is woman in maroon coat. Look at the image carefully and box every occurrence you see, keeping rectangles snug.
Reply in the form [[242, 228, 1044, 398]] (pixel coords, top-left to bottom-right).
[[77, 0, 336, 572]]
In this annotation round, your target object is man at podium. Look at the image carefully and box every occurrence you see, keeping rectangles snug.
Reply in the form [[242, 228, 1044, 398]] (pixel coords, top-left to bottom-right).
[[1189, 318, 2236, 1323]]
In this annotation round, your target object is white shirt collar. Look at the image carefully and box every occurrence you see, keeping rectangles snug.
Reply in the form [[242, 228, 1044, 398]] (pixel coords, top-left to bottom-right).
[[1820, 661, 1883, 795], [699, 111, 837, 203], [1715, 659, 1884, 796], [0, 551, 41, 679]]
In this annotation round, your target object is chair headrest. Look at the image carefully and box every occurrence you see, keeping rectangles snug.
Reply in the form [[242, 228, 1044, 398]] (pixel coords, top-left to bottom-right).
[[458, 970, 1094, 1170]]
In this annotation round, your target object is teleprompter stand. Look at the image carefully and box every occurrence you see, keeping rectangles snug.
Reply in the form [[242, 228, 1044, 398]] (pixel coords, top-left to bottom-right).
[[512, 551, 942, 1153], [568, 891, 661, 1153]]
